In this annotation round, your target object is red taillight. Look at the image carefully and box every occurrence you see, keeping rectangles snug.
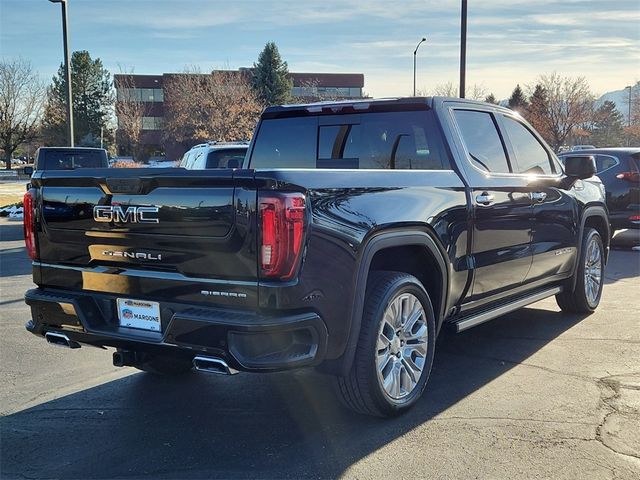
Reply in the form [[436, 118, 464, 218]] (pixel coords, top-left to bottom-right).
[[629, 215, 640, 221], [23, 189, 38, 260], [616, 172, 640, 181], [259, 192, 306, 280]]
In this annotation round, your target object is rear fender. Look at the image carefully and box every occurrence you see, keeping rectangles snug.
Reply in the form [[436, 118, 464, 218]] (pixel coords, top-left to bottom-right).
[[334, 230, 449, 376]]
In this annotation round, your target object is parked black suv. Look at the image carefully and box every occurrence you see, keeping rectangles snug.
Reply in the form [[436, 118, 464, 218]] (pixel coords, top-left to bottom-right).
[[30, 147, 109, 172], [23, 98, 609, 417], [559, 148, 640, 231]]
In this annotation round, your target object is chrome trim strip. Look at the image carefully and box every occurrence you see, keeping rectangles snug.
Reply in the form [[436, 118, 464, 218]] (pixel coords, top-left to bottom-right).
[[455, 286, 562, 332], [36, 262, 257, 287]]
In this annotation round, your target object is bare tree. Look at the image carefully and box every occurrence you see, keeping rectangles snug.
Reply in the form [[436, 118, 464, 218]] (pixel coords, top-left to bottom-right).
[[622, 82, 640, 146], [530, 73, 594, 151], [114, 69, 146, 161], [420, 82, 488, 101], [0, 59, 45, 169], [288, 79, 341, 104], [428, 82, 457, 97], [163, 68, 262, 148]]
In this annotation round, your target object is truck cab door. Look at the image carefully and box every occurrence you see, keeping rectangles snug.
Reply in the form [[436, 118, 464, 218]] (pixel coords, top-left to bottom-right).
[[496, 113, 578, 282], [448, 107, 533, 301]]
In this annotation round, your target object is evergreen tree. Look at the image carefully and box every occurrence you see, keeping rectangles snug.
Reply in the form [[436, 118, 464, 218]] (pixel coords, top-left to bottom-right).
[[508, 84, 528, 112], [590, 100, 625, 147], [252, 42, 292, 106], [484, 93, 498, 104], [526, 84, 552, 144], [42, 50, 113, 147]]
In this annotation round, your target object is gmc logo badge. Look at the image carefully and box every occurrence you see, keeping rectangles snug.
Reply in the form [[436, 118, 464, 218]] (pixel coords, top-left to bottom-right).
[[93, 206, 160, 224]]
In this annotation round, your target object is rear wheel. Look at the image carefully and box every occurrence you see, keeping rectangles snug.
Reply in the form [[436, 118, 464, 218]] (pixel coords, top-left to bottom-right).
[[335, 271, 436, 417], [556, 228, 604, 313]]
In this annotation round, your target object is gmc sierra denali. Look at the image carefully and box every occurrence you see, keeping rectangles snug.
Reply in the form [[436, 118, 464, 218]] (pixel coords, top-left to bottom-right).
[[24, 97, 609, 417]]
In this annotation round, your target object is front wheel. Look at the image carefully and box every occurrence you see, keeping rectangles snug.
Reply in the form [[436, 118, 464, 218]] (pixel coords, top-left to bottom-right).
[[556, 228, 605, 313], [335, 271, 436, 417]]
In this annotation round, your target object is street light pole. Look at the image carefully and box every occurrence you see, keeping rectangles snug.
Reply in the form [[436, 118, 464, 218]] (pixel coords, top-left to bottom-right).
[[413, 37, 426, 96], [49, 0, 74, 147], [459, 0, 467, 98], [627, 85, 633, 146]]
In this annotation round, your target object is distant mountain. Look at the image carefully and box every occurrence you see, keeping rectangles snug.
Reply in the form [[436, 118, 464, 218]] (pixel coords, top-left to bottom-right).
[[596, 82, 639, 122]]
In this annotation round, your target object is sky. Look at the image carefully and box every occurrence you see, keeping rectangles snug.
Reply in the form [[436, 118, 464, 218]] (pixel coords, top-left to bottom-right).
[[1, 0, 639, 100]]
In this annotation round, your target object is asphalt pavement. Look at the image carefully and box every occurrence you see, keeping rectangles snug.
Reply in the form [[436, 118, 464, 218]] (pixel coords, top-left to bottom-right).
[[1, 218, 639, 479]]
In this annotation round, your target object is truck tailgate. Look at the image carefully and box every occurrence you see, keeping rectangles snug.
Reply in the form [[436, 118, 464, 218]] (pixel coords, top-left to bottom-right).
[[33, 168, 258, 307]]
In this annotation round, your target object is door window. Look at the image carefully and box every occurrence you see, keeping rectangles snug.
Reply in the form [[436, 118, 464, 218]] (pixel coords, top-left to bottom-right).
[[594, 155, 618, 173], [453, 110, 510, 173], [502, 116, 553, 175]]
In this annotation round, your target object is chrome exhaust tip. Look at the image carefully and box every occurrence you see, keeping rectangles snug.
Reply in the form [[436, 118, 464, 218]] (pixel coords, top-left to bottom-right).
[[45, 331, 81, 349], [192, 355, 238, 375]]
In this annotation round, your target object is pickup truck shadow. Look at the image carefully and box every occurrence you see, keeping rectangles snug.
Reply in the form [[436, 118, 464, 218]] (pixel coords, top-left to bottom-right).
[[0, 307, 588, 479]]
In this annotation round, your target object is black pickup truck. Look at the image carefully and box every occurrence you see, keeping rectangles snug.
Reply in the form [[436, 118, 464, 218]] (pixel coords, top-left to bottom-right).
[[23, 97, 609, 417]]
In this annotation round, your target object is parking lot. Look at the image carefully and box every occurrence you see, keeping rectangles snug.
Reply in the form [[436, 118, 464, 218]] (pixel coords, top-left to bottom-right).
[[0, 218, 638, 479]]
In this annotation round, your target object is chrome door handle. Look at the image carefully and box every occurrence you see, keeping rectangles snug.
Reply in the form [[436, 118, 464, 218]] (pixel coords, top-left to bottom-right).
[[530, 191, 547, 202], [475, 193, 495, 206]]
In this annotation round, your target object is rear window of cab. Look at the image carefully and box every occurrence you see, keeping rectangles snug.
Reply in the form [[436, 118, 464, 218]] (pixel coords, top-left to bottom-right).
[[249, 110, 451, 170]]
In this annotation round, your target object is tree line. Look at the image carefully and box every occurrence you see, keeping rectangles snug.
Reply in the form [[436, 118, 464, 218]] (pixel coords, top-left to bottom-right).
[[494, 76, 635, 152], [0, 42, 295, 167], [1, 41, 639, 168]]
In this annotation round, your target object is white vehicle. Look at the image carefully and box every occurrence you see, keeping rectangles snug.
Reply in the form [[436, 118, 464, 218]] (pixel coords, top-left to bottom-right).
[[179, 141, 248, 170]]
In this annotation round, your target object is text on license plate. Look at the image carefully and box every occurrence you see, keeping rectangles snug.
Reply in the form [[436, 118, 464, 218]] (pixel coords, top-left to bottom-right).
[[117, 298, 161, 332]]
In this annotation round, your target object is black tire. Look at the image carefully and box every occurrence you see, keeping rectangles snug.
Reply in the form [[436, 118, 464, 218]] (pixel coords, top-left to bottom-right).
[[335, 271, 436, 417], [134, 355, 194, 376], [556, 228, 604, 313]]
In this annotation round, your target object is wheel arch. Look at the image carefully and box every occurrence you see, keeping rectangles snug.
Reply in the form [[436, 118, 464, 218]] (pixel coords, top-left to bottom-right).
[[332, 229, 449, 376], [571, 205, 610, 292]]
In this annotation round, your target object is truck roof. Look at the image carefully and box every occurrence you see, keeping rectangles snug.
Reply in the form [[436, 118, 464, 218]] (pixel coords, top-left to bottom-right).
[[37, 147, 107, 151], [262, 96, 515, 119]]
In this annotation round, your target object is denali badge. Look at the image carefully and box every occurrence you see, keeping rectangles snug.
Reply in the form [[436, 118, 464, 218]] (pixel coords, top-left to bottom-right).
[[94, 205, 159, 224], [102, 250, 162, 261]]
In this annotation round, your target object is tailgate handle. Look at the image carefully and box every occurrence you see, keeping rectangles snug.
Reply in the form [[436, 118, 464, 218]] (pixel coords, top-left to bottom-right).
[[105, 178, 143, 194]]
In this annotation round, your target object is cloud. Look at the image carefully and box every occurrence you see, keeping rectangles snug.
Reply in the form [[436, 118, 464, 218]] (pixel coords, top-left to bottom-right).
[[529, 9, 640, 26]]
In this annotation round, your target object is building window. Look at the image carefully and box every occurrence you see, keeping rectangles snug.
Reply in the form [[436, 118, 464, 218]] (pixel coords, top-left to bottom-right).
[[117, 87, 164, 102], [141, 116, 164, 130]]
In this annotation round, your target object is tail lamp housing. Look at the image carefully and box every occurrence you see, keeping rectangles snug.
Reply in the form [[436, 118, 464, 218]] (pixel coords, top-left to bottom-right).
[[23, 189, 38, 260], [616, 171, 640, 182], [259, 192, 306, 280]]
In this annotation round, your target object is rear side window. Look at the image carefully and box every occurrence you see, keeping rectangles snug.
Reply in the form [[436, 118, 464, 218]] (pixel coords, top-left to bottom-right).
[[502, 116, 553, 175], [453, 110, 510, 173], [206, 148, 247, 169], [249, 110, 451, 170], [594, 155, 618, 173], [250, 117, 317, 168], [179, 151, 191, 168], [40, 150, 107, 170]]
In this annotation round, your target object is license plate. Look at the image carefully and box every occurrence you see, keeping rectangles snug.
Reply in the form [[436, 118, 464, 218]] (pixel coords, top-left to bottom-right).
[[117, 298, 161, 332]]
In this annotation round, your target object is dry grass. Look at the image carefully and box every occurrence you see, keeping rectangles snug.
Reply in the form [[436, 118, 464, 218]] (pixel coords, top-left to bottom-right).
[[0, 193, 23, 207], [111, 161, 145, 168]]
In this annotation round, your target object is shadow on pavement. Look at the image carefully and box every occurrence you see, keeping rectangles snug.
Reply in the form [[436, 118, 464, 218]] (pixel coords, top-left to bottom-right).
[[0, 307, 589, 479]]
